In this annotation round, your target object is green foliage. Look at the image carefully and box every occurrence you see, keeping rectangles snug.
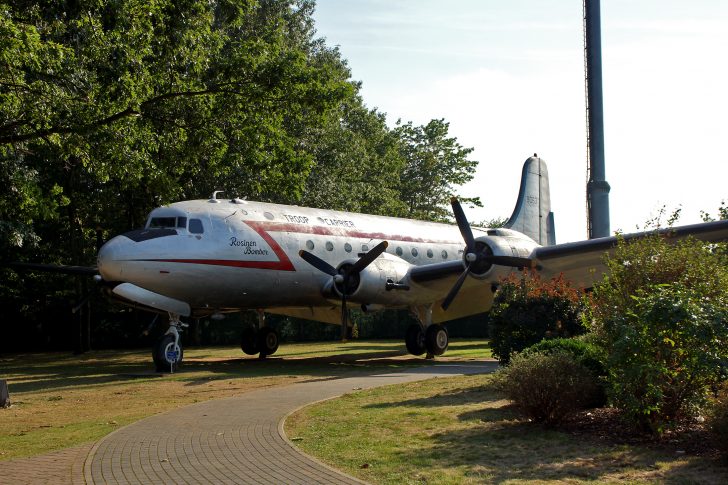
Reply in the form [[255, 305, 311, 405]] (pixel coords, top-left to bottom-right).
[[0, 1, 485, 349], [393, 118, 480, 222], [589, 236, 728, 434], [522, 336, 606, 381], [488, 272, 587, 364], [700, 200, 727, 222], [493, 351, 601, 425], [707, 382, 728, 457]]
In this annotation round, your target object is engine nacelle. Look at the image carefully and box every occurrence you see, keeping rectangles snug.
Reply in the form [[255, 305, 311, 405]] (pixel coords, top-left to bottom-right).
[[331, 253, 412, 305]]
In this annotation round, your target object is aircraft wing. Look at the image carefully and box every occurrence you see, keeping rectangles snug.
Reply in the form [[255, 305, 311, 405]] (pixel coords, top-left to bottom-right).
[[533, 219, 728, 289]]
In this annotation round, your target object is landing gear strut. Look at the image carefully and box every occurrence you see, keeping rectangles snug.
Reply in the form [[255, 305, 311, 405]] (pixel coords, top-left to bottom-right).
[[152, 313, 186, 372], [240, 310, 279, 359]]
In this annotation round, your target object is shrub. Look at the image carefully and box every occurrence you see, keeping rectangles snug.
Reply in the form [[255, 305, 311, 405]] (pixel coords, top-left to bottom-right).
[[589, 235, 728, 434], [707, 382, 728, 457], [493, 351, 600, 425], [489, 271, 586, 364], [522, 336, 607, 407]]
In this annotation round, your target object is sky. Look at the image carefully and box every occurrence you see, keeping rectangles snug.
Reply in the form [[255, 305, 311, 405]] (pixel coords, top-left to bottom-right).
[[312, 0, 728, 243]]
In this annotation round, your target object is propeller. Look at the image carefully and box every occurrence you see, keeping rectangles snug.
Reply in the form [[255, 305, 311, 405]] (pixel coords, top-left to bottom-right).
[[441, 198, 535, 311], [299, 240, 389, 341]]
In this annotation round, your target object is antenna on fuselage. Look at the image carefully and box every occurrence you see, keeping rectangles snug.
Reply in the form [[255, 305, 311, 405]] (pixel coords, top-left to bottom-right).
[[209, 191, 224, 203]]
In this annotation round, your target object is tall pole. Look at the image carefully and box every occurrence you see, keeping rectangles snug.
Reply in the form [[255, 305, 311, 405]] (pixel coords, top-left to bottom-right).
[[584, 0, 611, 238]]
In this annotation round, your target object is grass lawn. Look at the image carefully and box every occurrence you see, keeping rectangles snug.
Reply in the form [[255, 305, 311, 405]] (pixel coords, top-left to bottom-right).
[[285, 374, 728, 484], [0, 339, 490, 460]]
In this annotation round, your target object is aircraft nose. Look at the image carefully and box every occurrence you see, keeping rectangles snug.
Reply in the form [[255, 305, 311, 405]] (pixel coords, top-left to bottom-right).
[[97, 235, 130, 282]]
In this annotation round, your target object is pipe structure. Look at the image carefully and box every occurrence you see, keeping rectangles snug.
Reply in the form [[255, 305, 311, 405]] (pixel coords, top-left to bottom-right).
[[584, 0, 611, 238]]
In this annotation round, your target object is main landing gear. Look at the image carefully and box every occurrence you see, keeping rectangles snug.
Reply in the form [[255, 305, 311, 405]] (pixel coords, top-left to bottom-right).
[[241, 310, 279, 359], [152, 313, 187, 372], [405, 323, 449, 358], [405, 305, 449, 358]]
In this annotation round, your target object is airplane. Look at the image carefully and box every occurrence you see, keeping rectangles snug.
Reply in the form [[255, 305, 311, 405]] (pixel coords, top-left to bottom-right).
[[9, 155, 728, 371]]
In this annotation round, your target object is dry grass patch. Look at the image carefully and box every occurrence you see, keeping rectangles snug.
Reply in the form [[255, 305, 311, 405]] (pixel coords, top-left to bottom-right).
[[286, 374, 728, 484], [0, 339, 490, 460]]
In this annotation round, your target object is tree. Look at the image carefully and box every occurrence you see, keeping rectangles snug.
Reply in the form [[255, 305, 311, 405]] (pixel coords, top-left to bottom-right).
[[0, 0, 357, 349], [393, 118, 480, 222], [300, 95, 406, 216]]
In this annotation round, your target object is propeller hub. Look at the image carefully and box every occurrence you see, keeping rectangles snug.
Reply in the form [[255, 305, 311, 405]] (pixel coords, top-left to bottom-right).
[[465, 252, 477, 263]]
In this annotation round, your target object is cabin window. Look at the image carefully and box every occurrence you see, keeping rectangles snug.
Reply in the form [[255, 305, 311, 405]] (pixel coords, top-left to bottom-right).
[[395, 247, 403, 257], [325, 241, 334, 251], [306, 240, 315, 250], [264, 211, 275, 220], [189, 219, 204, 234], [361, 244, 369, 252], [427, 249, 434, 258], [149, 217, 177, 228], [411, 248, 419, 257], [344, 243, 352, 253], [441, 250, 448, 259]]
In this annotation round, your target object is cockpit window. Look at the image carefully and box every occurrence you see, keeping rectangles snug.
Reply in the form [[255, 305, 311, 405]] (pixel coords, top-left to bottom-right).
[[177, 217, 187, 229], [149, 217, 178, 228], [189, 218, 204, 234]]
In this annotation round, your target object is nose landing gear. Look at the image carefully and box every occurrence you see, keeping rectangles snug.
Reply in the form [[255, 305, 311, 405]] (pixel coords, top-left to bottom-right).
[[152, 313, 187, 372]]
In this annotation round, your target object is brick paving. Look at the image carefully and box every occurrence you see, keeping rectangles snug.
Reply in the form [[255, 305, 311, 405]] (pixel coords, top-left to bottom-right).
[[1, 362, 497, 484], [0, 442, 91, 485]]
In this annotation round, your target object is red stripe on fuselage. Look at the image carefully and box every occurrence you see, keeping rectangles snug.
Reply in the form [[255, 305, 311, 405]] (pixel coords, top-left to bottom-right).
[[148, 259, 295, 270]]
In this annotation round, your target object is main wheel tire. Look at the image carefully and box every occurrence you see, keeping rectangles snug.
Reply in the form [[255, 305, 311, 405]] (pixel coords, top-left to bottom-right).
[[152, 334, 183, 372], [241, 327, 259, 355], [425, 324, 449, 356], [405, 324, 426, 356], [257, 327, 279, 357]]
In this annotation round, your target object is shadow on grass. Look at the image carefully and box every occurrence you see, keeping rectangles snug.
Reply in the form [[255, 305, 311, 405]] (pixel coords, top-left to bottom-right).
[[380, 385, 728, 484], [0, 346, 435, 394], [404, 422, 728, 484]]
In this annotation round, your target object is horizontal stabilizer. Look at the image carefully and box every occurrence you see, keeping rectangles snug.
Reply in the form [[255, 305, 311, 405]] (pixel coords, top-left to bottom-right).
[[112, 283, 191, 317]]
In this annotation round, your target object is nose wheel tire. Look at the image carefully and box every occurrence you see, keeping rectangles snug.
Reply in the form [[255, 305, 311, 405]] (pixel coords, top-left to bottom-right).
[[405, 324, 427, 356], [257, 328, 279, 357], [425, 324, 449, 356], [153, 334, 183, 372]]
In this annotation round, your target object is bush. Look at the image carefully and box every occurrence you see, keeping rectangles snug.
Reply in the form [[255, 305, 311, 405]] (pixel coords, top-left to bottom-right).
[[493, 351, 600, 425], [522, 336, 607, 407], [589, 235, 728, 434], [489, 271, 586, 364], [708, 382, 728, 458]]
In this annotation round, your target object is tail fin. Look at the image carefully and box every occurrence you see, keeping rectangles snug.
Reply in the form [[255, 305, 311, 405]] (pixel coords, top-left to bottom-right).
[[504, 155, 556, 245]]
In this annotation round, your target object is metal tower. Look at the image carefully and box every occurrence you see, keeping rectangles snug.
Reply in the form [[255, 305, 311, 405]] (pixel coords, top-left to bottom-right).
[[584, 0, 611, 238]]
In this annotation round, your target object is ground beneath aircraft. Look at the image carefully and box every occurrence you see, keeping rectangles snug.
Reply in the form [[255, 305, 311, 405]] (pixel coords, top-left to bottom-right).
[[1, 361, 496, 484]]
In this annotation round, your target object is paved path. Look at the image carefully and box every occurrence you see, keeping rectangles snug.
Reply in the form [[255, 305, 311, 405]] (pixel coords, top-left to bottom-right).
[[2, 361, 497, 484]]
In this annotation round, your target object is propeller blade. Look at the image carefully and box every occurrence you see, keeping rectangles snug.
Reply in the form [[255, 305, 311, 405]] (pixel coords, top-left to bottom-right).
[[350, 241, 389, 275], [485, 255, 535, 268], [441, 263, 472, 311], [451, 198, 475, 251], [298, 250, 338, 277]]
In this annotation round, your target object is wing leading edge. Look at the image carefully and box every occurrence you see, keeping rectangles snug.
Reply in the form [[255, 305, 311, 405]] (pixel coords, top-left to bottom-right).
[[533, 219, 728, 289]]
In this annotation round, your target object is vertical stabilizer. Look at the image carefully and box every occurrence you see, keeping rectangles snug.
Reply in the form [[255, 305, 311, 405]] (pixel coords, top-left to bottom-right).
[[504, 155, 556, 245]]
